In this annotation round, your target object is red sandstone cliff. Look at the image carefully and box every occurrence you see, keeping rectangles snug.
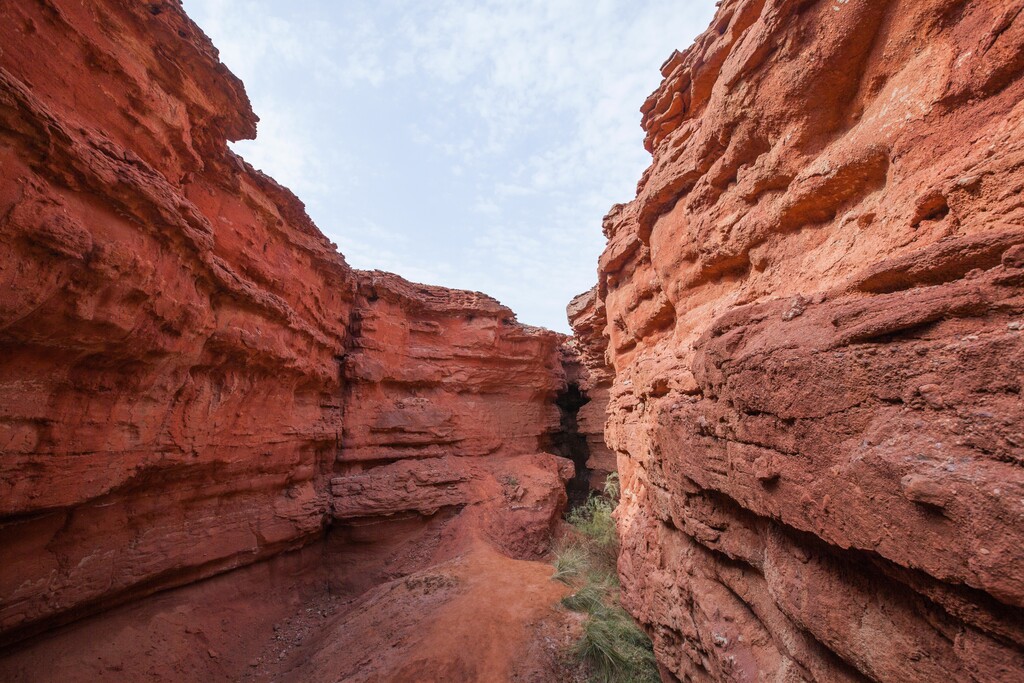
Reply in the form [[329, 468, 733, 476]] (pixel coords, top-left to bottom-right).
[[564, 287, 616, 490], [573, 0, 1024, 680], [0, 0, 571, 654]]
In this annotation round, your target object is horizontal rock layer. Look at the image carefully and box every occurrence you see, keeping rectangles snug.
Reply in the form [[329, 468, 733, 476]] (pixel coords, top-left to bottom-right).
[[0, 0, 568, 647], [342, 271, 564, 464], [564, 287, 616, 490], [573, 0, 1024, 681]]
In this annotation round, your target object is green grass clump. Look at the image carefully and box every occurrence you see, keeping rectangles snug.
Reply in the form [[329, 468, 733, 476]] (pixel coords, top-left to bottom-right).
[[552, 544, 588, 584], [567, 495, 617, 551], [575, 606, 660, 683], [561, 582, 606, 613], [553, 473, 660, 683]]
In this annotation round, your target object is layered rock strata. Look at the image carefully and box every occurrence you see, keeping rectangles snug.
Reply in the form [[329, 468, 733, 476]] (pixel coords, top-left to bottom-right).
[[0, 0, 569, 651], [573, 0, 1024, 680], [564, 287, 616, 491], [341, 271, 563, 466]]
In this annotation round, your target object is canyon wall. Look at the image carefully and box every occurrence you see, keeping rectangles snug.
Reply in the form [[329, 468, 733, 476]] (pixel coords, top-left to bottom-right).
[[573, 0, 1024, 681], [0, 0, 569, 647], [565, 287, 616, 491]]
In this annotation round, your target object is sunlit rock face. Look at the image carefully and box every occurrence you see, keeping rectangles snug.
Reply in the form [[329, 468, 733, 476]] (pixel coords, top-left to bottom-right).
[[0, 0, 569, 647], [572, 0, 1024, 680]]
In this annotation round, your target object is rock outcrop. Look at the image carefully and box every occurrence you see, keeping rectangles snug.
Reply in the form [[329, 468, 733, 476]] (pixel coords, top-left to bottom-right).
[[0, 0, 570, 654], [564, 287, 615, 491], [573, 0, 1024, 681], [342, 272, 563, 465]]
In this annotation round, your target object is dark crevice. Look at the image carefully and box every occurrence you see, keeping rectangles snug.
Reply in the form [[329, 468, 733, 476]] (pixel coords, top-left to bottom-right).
[[546, 382, 593, 509]]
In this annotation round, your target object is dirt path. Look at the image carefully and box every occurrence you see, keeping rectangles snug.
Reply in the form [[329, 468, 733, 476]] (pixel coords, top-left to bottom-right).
[[255, 540, 584, 682]]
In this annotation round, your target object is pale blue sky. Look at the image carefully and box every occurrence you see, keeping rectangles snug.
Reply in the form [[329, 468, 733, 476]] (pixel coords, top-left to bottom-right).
[[182, 0, 716, 332]]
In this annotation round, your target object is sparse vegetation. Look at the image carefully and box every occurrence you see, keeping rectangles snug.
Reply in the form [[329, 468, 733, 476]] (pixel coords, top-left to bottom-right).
[[552, 544, 588, 584], [553, 473, 660, 683], [575, 605, 659, 683]]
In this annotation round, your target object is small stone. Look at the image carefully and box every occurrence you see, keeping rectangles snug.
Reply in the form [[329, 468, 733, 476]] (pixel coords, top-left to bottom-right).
[[901, 473, 953, 508], [782, 295, 807, 321], [1002, 244, 1024, 268], [649, 377, 670, 397], [677, 371, 701, 395], [754, 455, 781, 484], [955, 175, 980, 190], [918, 384, 944, 409]]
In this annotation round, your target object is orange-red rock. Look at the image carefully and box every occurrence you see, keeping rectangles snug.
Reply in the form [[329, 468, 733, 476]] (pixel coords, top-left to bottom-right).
[[0, 0, 570, 656], [573, 0, 1024, 680], [342, 272, 564, 464], [564, 287, 615, 490]]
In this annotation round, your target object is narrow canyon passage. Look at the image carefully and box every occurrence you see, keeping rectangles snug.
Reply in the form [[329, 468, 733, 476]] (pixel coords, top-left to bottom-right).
[[0, 2, 590, 679], [548, 382, 594, 509], [3, 1, 1024, 682]]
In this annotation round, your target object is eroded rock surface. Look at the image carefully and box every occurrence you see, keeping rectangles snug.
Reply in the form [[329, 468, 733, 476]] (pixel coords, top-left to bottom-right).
[[0, 0, 570, 663], [564, 287, 616, 491], [573, 0, 1024, 681]]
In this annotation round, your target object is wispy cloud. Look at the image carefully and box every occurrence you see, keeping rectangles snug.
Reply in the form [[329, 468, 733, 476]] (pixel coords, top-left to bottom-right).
[[232, 99, 334, 200], [183, 0, 716, 331]]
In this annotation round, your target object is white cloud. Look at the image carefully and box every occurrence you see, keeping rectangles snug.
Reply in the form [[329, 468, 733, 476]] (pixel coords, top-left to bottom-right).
[[332, 219, 457, 286], [232, 99, 333, 200], [182, 0, 717, 331]]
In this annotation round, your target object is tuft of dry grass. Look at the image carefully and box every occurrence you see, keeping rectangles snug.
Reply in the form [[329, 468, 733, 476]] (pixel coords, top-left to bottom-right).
[[553, 473, 659, 683]]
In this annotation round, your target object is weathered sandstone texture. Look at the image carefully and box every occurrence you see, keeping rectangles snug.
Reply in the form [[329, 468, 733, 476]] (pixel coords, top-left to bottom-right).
[[0, 0, 571, 653], [572, 0, 1024, 681], [564, 287, 616, 491]]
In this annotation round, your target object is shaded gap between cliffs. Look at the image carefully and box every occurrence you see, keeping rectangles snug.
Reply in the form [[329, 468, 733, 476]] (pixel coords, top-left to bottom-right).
[[549, 382, 593, 509]]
